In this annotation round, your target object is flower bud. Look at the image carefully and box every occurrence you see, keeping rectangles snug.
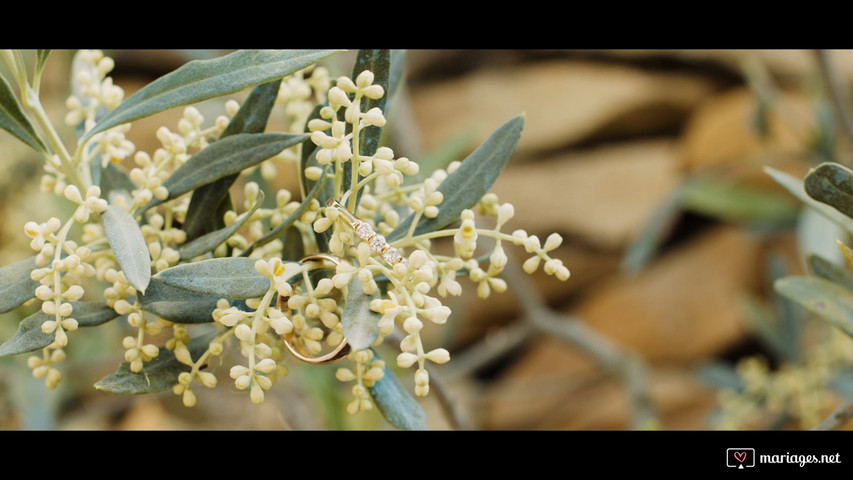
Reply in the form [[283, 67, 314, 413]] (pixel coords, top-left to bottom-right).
[[235, 374, 251, 390], [497, 203, 515, 225], [64, 185, 83, 203], [523, 255, 541, 274], [336, 368, 356, 382], [235, 324, 253, 342], [397, 352, 419, 368], [35, 285, 53, 301], [256, 358, 276, 374], [403, 316, 423, 335], [426, 348, 450, 364], [414, 368, 429, 386]]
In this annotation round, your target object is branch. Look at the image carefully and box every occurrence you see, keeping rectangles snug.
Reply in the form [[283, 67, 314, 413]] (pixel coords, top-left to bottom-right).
[[502, 259, 658, 430], [385, 330, 471, 430], [442, 320, 534, 382]]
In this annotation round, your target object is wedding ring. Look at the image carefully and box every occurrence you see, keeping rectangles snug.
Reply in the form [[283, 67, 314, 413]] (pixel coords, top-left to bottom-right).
[[277, 253, 351, 365], [326, 199, 406, 266]]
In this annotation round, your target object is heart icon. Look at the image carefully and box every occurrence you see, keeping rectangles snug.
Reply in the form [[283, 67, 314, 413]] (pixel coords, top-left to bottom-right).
[[734, 451, 747, 463]]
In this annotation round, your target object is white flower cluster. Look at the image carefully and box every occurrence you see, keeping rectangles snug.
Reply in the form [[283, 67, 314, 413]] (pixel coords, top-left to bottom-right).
[[209, 259, 299, 406], [287, 70, 571, 406], [15, 49, 572, 424], [23, 190, 104, 387], [64, 50, 124, 130], [716, 329, 853, 430]]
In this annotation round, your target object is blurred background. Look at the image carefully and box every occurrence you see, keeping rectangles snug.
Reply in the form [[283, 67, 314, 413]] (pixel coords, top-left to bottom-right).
[[2, 49, 853, 430]]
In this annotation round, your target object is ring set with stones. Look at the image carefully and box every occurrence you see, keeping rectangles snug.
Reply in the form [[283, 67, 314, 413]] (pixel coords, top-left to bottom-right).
[[327, 199, 406, 266]]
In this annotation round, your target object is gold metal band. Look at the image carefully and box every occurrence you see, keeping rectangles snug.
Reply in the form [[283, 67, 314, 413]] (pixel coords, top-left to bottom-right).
[[277, 253, 351, 365]]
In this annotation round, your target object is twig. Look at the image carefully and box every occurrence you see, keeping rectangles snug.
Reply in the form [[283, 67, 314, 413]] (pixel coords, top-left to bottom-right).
[[424, 361, 470, 430], [442, 321, 535, 382], [502, 259, 658, 430], [385, 330, 471, 430], [816, 50, 853, 166]]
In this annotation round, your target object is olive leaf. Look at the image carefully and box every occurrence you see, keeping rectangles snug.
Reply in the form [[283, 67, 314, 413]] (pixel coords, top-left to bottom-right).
[[240, 164, 329, 257], [97, 162, 136, 204], [35, 50, 50, 78], [621, 181, 688, 274], [775, 276, 853, 339], [138, 278, 222, 324], [804, 162, 853, 220], [765, 166, 853, 236], [807, 254, 853, 294], [0, 302, 119, 357], [680, 176, 798, 225], [179, 190, 264, 260], [0, 73, 45, 152], [280, 226, 305, 262], [341, 276, 381, 351], [352, 49, 391, 158], [144, 132, 306, 211], [83, 49, 340, 142], [386, 114, 525, 243], [183, 79, 282, 242], [94, 331, 217, 394], [345, 49, 396, 212], [406, 127, 475, 186], [0, 256, 39, 314], [387, 50, 406, 110], [299, 105, 325, 197], [368, 349, 427, 430], [100, 205, 151, 294], [154, 257, 298, 299]]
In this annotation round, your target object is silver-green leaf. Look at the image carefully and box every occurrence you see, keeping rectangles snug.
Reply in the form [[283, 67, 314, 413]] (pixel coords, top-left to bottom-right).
[[386, 114, 524, 243], [0, 74, 45, 152], [138, 278, 221, 324], [368, 349, 427, 430], [352, 50, 391, 157], [183, 79, 282, 242], [144, 132, 306, 210], [35, 50, 50, 78], [804, 162, 853, 220], [94, 331, 217, 394], [0, 302, 119, 357], [765, 166, 853, 236], [179, 191, 264, 260], [241, 164, 329, 257], [83, 49, 340, 142], [775, 276, 853, 339], [97, 162, 136, 204], [0, 256, 39, 313], [101, 205, 151, 294], [341, 276, 381, 351], [808, 254, 853, 292], [681, 176, 798, 225], [154, 257, 297, 299]]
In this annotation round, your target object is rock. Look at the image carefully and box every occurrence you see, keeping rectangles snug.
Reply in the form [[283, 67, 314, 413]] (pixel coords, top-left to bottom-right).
[[572, 226, 762, 363], [490, 138, 682, 250], [409, 59, 720, 156], [680, 86, 814, 175], [601, 50, 853, 85], [478, 336, 718, 429], [440, 242, 622, 348]]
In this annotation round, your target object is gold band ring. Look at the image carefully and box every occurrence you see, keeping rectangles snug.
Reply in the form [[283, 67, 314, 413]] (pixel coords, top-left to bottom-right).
[[277, 253, 351, 365]]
